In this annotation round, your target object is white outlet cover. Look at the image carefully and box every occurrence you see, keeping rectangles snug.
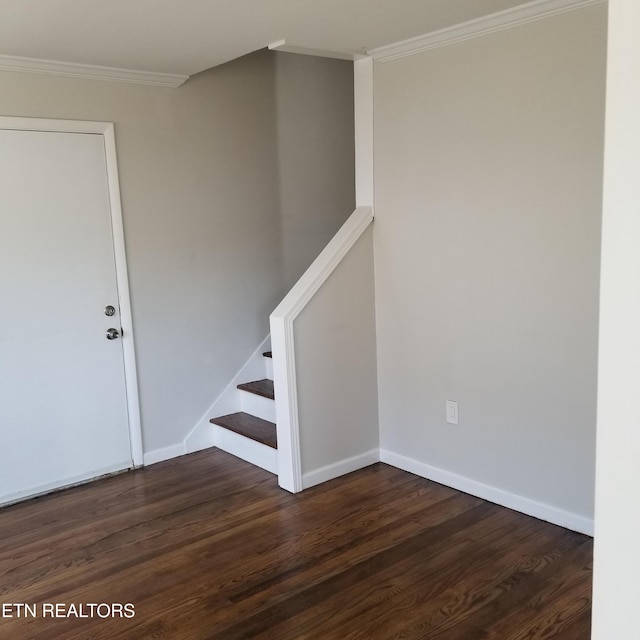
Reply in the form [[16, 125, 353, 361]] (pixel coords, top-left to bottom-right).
[[446, 400, 459, 425]]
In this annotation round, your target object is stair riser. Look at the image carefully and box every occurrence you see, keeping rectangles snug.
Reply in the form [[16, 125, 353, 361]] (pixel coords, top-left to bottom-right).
[[213, 425, 277, 474], [265, 357, 273, 381], [238, 390, 276, 423]]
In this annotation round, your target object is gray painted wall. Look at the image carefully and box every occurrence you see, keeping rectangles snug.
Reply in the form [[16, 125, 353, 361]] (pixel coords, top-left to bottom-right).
[[294, 225, 379, 479], [373, 5, 606, 520], [275, 52, 356, 290], [0, 49, 355, 455]]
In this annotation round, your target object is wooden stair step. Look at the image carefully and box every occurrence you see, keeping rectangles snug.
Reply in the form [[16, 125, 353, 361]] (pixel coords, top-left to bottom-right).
[[237, 378, 274, 400], [262, 351, 272, 358], [210, 412, 277, 449]]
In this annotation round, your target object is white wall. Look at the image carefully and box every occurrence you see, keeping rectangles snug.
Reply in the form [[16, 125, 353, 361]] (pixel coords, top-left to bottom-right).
[[0, 49, 355, 456], [592, 0, 640, 636], [373, 4, 606, 526], [275, 52, 355, 290], [294, 225, 379, 485]]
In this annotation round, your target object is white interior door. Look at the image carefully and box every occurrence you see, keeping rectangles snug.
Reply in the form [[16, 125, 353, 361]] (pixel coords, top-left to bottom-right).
[[0, 127, 134, 505]]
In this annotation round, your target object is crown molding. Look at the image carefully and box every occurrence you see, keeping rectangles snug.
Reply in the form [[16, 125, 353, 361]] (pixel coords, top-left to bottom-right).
[[268, 39, 366, 61], [368, 0, 606, 63], [0, 53, 188, 88]]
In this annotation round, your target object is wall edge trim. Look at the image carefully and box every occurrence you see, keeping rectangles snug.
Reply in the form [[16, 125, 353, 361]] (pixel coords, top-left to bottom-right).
[[369, 0, 606, 62], [143, 443, 187, 466], [0, 53, 188, 87], [302, 449, 380, 489], [380, 449, 594, 535]]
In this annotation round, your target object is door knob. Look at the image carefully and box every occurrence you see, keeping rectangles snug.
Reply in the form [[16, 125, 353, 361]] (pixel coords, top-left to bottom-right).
[[106, 328, 120, 340]]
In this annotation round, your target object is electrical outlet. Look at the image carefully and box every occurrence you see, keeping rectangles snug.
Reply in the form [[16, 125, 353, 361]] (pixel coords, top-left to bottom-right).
[[446, 400, 459, 425]]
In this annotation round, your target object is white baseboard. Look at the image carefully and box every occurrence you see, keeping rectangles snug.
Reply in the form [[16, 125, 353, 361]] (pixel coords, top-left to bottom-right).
[[213, 425, 278, 474], [302, 448, 380, 490], [184, 335, 271, 454], [143, 443, 186, 466], [380, 449, 593, 536]]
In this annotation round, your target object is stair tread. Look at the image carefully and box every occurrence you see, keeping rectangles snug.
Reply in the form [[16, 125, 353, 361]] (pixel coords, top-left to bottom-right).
[[210, 412, 277, 449], [263, 351, 272, 358], [237, 378, 274, 400]]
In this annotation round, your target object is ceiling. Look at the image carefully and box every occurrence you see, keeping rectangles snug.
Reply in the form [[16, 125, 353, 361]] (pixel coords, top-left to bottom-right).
[[0, 0, 531, 78]]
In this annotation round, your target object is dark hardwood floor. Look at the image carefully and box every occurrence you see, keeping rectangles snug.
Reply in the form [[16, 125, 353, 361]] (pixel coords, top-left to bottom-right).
[[0, 450, 592, 639]]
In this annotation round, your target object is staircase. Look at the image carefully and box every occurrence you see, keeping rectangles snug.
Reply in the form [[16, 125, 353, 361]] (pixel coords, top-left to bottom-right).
[[209, 350, 278, 474]]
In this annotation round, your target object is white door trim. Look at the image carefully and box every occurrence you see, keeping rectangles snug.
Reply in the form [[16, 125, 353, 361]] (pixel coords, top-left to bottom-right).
[[0, 116, 144, 467]]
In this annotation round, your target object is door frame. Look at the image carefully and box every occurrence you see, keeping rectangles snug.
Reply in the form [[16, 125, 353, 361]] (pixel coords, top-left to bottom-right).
[[0, 116, 144, 467]]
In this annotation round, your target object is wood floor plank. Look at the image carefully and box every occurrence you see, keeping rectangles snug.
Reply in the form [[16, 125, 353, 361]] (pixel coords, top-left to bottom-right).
[[480, 542, 593, 640], [0, 450, 593, 640], [3, 466, 448, 638], [58, 478, 474, 639], [254, 511, 575, 640], [325, 523, 578, 640], [204, 502, 498, 640]]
